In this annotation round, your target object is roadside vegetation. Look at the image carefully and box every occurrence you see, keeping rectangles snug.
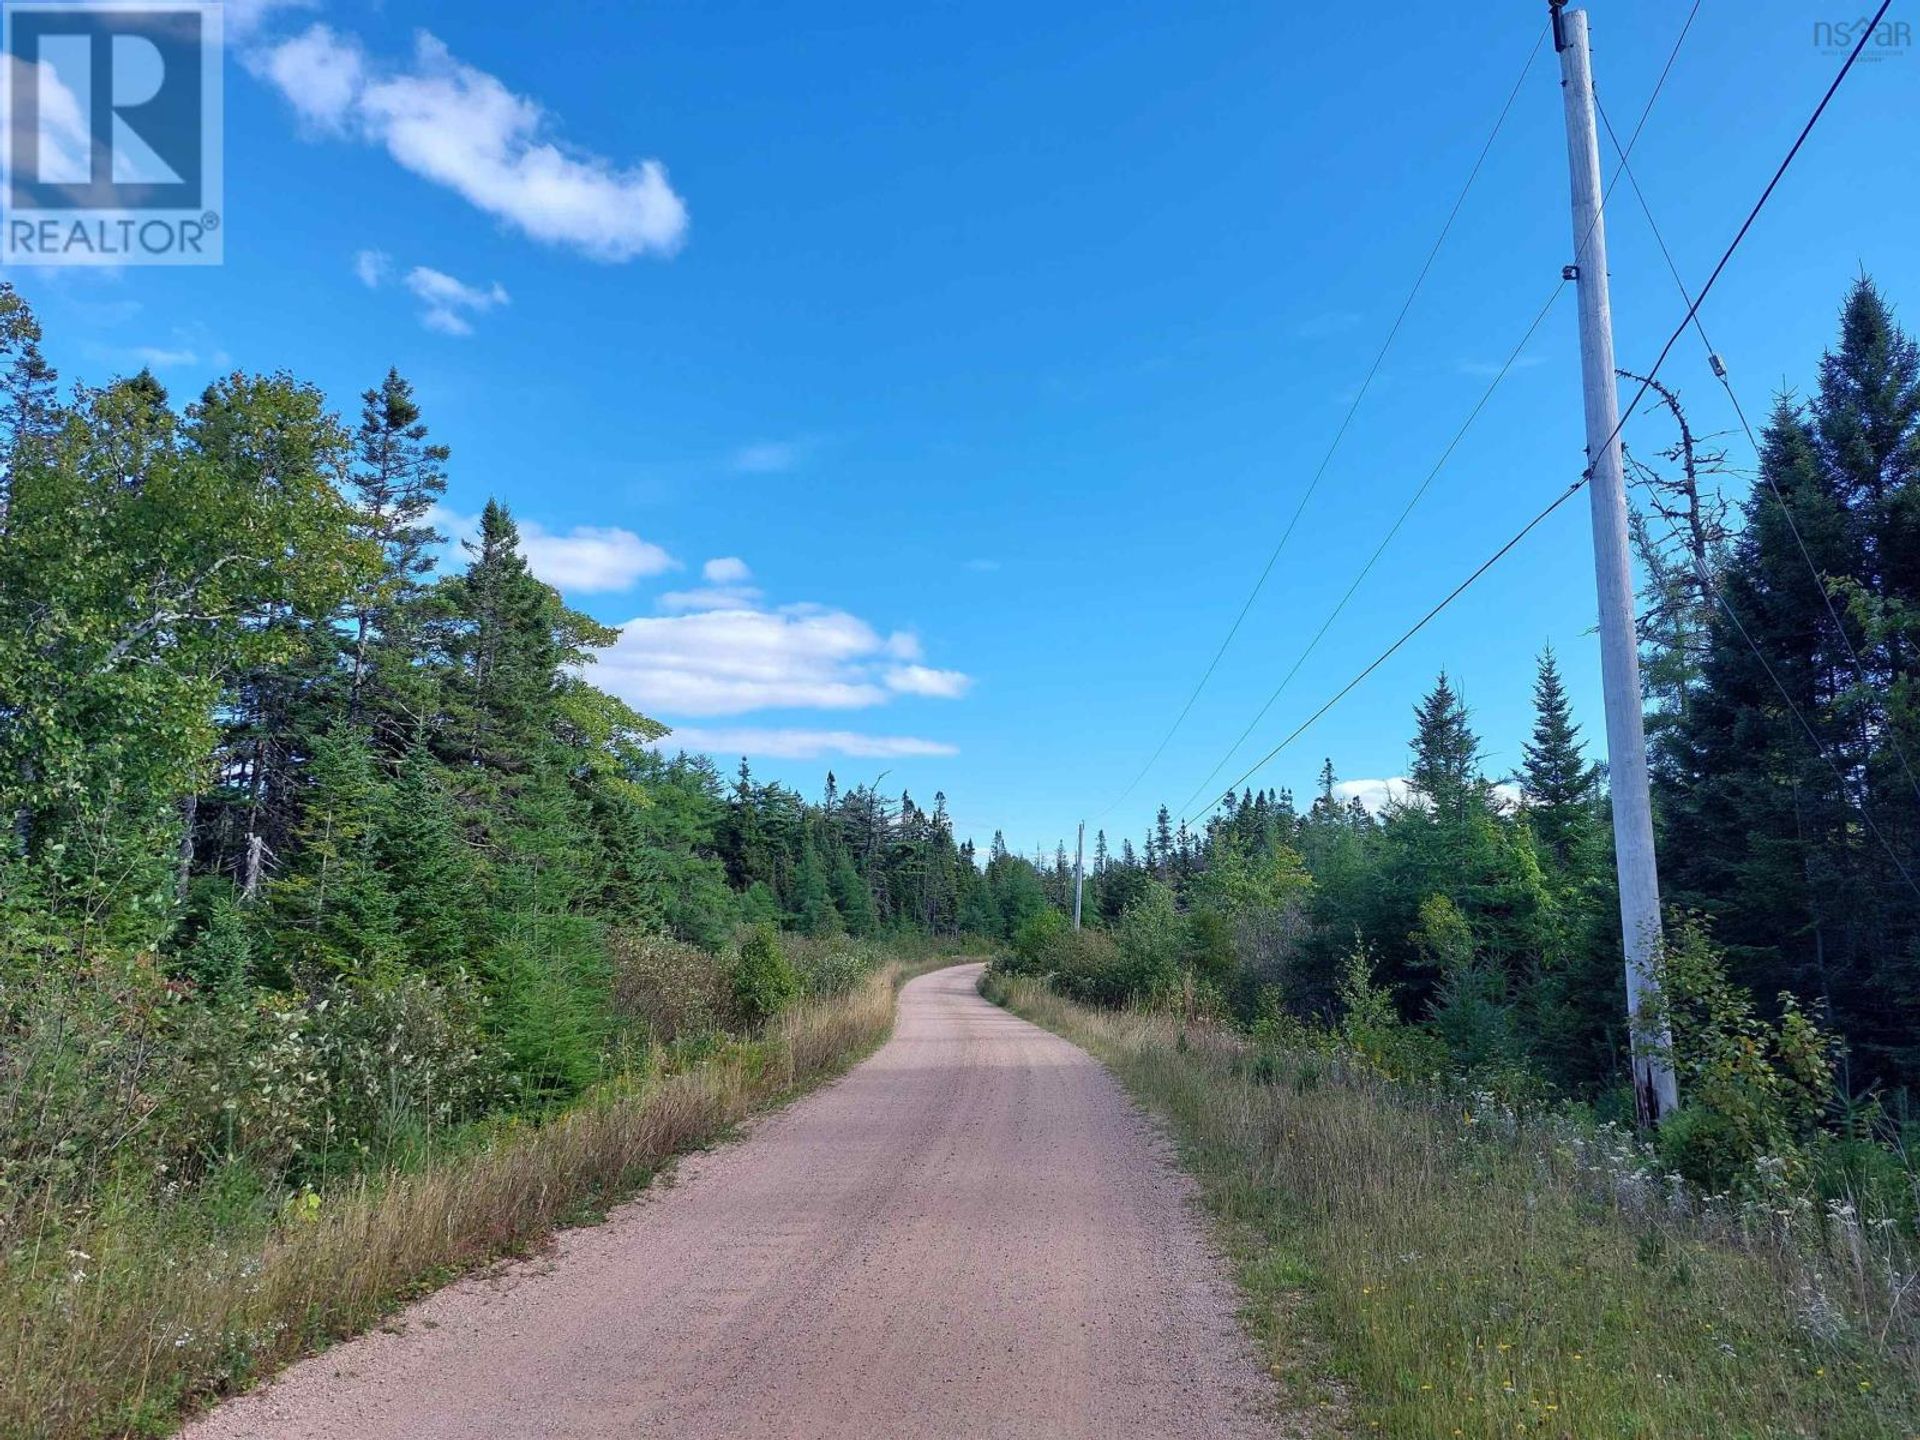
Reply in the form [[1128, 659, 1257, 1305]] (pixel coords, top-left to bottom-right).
[[984, 281, 1920, 1434], [989, 973, 1919, 1438], [0, 281, 988, 1438], [2, 936, 958, 1440]]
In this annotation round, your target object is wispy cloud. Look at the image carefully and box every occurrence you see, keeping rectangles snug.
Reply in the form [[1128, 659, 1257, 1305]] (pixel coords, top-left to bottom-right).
[[248, 26, 688, 262], [405, 265, 509, 335], [703, 556, 751, 584], [885, 664, 972, 699], [1457, 354, 1547, 379], [129, 346, 200, 368], [652, 727, 958, 761], [964, 558, 1001, 573], [731, 440, 803, 475], [353, 248, 392, 288], [223, 0, 317, 43], [1336, 776, 1521, 815]]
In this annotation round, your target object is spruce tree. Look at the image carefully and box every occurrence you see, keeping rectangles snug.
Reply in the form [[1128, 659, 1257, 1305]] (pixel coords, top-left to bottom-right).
[[1519, 647, 1598, 866]]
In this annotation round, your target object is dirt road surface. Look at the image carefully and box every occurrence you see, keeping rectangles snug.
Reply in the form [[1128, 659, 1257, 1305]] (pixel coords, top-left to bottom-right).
[[182, 963, 1277, 1439]]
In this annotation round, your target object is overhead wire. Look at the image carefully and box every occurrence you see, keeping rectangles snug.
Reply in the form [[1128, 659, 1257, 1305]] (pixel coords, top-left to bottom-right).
[[1179, 0, 1891, 824], [1594, 88, 1920, 810], [1172, 0, 1702, 819], [1094, 21, 1550, 822]]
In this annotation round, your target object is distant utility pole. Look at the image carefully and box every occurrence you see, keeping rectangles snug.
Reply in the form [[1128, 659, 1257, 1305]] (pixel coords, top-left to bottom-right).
[[1553, 0, 1679, 1124], [1072, 821, 1085, 930]]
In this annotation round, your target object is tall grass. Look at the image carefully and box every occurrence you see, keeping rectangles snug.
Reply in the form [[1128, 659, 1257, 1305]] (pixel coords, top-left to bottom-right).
[[988, 974, 1920, 1440], [0, 965, 910, 1440]]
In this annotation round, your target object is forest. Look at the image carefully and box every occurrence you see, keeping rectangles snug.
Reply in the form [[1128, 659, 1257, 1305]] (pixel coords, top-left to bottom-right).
[[999, 278, 1920, 1199], [0, 277, 995, 1245], [3, 272, 1919, 1327]]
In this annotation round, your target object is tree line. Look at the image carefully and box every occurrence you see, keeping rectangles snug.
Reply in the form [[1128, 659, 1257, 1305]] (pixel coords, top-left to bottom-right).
[[999, 279, 1920, 1186], [0, 282, 986, 1221]]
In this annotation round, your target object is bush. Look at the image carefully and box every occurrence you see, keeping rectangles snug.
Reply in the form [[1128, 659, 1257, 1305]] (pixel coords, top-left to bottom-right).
[[1008, 908, 1068, 972], [1645, 914, 1836, 1191], [783, 934, 879, 997], [730, 924, 800, 1029], [609, 930, 730, 1043], [304, 975, 494, 1167]]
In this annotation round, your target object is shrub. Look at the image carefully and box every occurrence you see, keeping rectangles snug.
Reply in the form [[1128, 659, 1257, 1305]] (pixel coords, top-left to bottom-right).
[[783, 934, 877, 997], [1008, 908, 1068, 972], [730, 924, 800, 1029], [1645, 914, 1836, 1191], [608, 931, 730, 1043], [304, 975, 494, 1167]]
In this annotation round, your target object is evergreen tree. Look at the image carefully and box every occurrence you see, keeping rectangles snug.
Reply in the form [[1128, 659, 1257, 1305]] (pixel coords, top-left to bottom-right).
[[1519, 647, 1599, 866], [345, 369, 449, 732]]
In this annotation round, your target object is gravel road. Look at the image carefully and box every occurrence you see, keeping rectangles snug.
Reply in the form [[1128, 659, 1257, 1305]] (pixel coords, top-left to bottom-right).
[[181, 963, 1277, 1439]]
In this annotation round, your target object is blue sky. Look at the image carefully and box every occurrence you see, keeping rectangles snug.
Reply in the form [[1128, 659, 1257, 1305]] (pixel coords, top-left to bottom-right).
[[11, 0, 1919, 857]]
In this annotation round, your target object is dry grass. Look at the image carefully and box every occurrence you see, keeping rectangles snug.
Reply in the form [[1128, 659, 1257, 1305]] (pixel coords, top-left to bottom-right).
[[0, 966, 909, 1440], [989, 975, 1920, 1440]]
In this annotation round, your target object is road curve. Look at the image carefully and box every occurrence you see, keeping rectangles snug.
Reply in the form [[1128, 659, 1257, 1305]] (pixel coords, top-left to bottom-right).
[[183, 963, 1277, 1439]]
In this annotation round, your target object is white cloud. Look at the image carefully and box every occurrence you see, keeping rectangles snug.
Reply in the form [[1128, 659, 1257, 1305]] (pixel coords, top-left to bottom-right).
[[224, 0, 318, 42], [519, 523, 675, 592], [1458, 354, 1546, 379], [433, 506, 676, 593], [0, 57, 89, 184], [658, 585, 764, 612], [1333, 777, 1417, 815], [405, 265, 509, 336], [598, 604, 968, 718], [703, 556, 751, 584], [130, 346, 199, 368], [885, 664, 972, 699], [652, 727, 958, 761], [731, 441, 799, 474], [253, 23, 364, 132], [353, 248, 392, 288], [250, 26, 688, 262], [1335, 776, 1521, 815]]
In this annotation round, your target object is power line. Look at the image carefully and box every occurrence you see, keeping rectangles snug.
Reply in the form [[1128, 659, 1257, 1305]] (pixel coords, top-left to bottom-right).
[[1187, 480, 1589, 821], [1180, 0, 1890, 823], [1175, 281, 1568, 818], [1095, 21, 1549, 821], [1172, 0, 1702, 819], [1594, 89, 1920, 809]]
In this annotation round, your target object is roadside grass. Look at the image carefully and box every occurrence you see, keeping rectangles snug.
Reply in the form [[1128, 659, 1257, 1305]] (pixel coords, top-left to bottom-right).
[[1, 960, 944, 1440], [986, 973, 1920, 1440]]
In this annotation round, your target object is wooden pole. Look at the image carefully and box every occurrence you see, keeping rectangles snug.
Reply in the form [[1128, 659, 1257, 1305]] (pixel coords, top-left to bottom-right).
[[1555, 2, 1679, 1123]]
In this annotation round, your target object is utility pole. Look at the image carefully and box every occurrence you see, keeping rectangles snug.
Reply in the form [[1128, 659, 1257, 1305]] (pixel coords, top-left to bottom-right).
[[1072, 820, 1085, 930], [1553, 0, 1678, 1124]]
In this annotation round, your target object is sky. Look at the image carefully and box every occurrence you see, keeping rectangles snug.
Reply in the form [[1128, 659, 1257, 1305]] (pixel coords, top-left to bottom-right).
[[9, 0, 1919, 858]]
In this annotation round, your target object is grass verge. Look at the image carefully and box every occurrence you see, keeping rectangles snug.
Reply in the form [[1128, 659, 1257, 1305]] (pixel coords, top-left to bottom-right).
[[986, 972, 1920, 1440], [2, 961, 938, 1440]]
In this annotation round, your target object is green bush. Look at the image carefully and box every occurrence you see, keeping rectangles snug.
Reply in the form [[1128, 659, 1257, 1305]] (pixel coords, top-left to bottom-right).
[[1008, 908, 1068, 972], [783, 934, 878, 997], [730, 924, 800, 1029], [609, 930, 730, 1043], [1645, 914, 1836, 1192]]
